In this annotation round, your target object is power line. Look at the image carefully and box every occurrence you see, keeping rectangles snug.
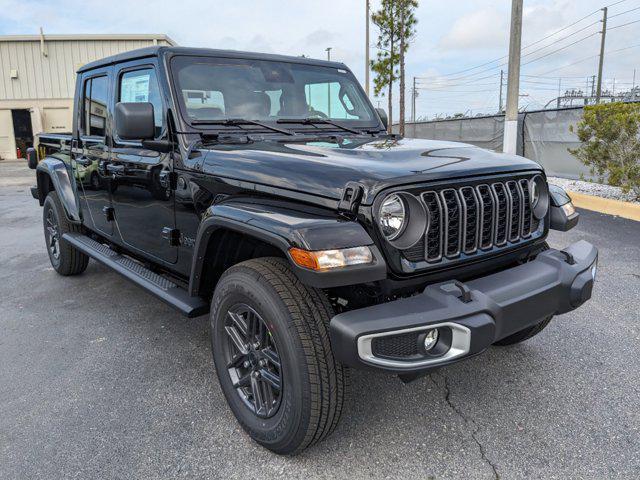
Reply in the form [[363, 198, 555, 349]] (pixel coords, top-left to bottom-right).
[[417, 21, 601, 84], [528, 43, 640, 76], [521, 31, 600, 67], [416, 12, 602, 80], [609, 5, 640, 18], [608, 18, 640, 29], [414, 0, 636, 86]]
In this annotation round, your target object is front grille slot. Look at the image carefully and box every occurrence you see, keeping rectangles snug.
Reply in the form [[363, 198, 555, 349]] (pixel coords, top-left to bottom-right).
[[400, 174, 543, 266], [492, 183, 509, 246], [476, 184, 495, 249], [440, 189, 462, 258], [460, 187, 479, 254], [422, 192, 443, 262], [506, 181, 522, 242], [519, 179, 532, 237]]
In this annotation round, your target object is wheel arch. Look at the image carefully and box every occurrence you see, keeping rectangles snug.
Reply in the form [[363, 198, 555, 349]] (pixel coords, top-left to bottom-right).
[[188, 199, 386, 297], [36, 157, 81, 222]]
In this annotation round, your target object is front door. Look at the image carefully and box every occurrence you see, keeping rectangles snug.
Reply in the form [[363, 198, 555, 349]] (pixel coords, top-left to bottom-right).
[[74, 70, 113, 237], [109, 63, 177, 264]]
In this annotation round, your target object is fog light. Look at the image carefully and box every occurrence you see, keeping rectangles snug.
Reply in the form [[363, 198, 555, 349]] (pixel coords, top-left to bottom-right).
[[423, 329, 439, 351]]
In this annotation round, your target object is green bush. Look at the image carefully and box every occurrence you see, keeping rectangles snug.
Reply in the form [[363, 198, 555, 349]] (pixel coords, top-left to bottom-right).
[[569, 102, 640, 199]]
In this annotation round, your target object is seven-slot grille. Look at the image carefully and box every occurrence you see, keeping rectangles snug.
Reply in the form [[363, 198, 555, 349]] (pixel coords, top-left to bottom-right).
[[403, 177, 540, 263]]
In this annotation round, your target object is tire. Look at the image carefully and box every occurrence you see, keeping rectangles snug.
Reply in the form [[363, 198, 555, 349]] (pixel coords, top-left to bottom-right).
[[210, 257, 348, 455], [493, 315, 553, 346], [43, 191, 89, 276]]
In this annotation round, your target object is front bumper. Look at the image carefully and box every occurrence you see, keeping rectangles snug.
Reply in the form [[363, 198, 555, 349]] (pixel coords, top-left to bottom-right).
[[330, 240, 598, 373]]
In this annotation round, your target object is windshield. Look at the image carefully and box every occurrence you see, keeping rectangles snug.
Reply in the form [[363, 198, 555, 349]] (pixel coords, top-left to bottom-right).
[[170, 55, 378, 129]]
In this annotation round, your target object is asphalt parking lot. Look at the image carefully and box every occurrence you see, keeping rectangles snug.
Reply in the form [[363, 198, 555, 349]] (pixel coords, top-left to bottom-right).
[[1, 159, 639, 479]]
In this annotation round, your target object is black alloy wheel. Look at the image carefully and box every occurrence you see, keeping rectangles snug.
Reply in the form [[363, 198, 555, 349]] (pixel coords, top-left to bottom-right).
[[45, 207, 61, 263], [223, 303, 282, 418]]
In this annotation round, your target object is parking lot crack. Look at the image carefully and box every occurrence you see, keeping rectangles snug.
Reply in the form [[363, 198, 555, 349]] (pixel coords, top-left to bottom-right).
[[432, 372, 500, 480]]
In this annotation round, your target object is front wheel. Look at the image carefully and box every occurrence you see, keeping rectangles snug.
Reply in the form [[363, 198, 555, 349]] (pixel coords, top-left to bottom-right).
[[43, 191, 89, 276], [210, 257, 348, 455]]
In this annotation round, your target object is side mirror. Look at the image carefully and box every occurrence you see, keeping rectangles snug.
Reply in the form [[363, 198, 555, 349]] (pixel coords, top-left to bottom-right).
[[549, 184, 579, 231], [115, 102, 155, 140], [26, 147, 38, 169], [375, 107, 388, 130]]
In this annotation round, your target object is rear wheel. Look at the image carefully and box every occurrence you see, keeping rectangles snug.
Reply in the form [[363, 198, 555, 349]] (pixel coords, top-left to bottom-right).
[[43, 191, 89, 276], [493, 316, 553, 346], [210, 257, 348, 455]]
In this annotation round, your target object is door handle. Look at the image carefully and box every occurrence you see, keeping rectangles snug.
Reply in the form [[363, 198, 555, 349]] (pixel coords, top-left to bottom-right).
[[106, 164, 126, 175]]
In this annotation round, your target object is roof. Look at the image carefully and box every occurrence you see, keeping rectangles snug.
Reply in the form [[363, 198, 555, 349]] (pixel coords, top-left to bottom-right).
[[77, 46, 347, 73], [0, 33, 176, 44]]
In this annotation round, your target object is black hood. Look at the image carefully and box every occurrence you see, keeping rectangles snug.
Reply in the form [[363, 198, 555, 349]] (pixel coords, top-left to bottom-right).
[[200, 137, 543, 205]]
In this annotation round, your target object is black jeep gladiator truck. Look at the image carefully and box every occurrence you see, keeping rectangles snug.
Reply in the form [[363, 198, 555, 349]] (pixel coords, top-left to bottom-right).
[[29, 46, 597, 455]]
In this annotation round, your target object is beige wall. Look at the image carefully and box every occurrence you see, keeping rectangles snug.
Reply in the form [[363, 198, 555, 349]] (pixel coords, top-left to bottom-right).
[[0, 34, 174, 159]]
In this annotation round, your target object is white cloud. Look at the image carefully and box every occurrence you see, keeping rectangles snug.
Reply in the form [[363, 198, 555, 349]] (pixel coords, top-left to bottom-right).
[[439, 8, 508, 51]]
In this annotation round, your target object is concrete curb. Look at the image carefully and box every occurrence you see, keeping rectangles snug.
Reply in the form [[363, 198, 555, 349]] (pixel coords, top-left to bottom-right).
[[567, 190, 640, 222]]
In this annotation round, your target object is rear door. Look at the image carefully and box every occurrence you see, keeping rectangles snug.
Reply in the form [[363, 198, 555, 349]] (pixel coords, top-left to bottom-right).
[[74, 68, 114, 237], [109, 61, 177, 264]]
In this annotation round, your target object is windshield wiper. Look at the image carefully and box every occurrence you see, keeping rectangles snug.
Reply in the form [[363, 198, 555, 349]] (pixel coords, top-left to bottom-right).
[[276, 117, 364, 135], [191, 118, 295, 136]]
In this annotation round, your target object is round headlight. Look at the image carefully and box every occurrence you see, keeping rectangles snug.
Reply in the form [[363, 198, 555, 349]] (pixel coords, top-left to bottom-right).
[[379, 194, 407, 240], [530, 175, 549, 219]]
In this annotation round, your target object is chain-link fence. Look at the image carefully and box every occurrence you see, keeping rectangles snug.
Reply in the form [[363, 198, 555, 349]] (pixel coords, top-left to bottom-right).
[[399, 106, 592, 180]]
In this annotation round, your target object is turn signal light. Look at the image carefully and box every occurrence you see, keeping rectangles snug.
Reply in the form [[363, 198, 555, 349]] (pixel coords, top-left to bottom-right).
[[289, 246, 373, 271]]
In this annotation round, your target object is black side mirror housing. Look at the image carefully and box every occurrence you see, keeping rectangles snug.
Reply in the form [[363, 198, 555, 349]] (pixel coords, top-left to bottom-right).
[[375, 108, 388, 130], [26, 147, 38, 169], [115, 102, 155, 140], [549, 184, 580, 231]]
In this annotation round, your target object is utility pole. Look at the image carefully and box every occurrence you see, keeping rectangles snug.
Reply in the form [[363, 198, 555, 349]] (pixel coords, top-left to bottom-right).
[[502, 0, 523, 155], [411, 77, 417, 123], [326, 47, 332, 117], [596, 7, 608, 103], [557, 78, 562, 108], [365, 0, 370, 97], [591, 75, 596, 97], [633, 69, 636, 89], [498, 70, 504, 112]]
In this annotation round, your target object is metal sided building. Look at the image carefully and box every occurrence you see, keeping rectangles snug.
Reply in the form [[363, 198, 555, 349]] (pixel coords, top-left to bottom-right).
[[0, 33, 176, 160]]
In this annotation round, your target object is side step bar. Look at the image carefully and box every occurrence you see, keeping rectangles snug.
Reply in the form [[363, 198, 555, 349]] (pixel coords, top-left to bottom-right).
[[63, 233, 209, 318]]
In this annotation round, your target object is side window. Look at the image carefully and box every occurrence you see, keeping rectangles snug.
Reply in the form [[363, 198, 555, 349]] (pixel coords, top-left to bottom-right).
[[119, 68, 164, 137], [83, 76, 109, 137]]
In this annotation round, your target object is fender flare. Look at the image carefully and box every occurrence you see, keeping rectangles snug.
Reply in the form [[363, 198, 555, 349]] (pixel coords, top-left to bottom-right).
[[36, 157, 81, 222], [188, 200, 387, 295]]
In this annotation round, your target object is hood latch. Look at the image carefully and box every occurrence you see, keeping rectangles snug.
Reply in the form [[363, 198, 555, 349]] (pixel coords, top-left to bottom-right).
[[338, 182, 364, 215]]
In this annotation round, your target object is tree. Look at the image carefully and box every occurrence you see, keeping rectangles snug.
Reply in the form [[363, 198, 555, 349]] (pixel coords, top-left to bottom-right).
[[371, 0, 418, 135], [569, 102, 640, 199], [371, 0, 400, 133], [398, 0, 418, 137]]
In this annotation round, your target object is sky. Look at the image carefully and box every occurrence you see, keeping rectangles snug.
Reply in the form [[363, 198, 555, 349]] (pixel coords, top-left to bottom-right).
[[0, 0, 638, 120]]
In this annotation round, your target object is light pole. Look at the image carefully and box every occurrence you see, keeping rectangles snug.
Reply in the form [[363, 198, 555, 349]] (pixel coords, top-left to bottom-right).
[[326, 47, 332, 117]]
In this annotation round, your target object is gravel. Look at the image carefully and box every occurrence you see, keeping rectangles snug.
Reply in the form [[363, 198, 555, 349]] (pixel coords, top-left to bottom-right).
[[549, 176, 639, 204]]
